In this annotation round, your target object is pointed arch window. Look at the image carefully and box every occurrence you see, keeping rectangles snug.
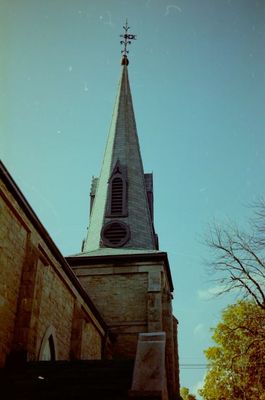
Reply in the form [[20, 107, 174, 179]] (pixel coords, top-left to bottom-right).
[[41, 335, 55, 361], [39, 326, 57, 361], [107, 161, 128, 217]]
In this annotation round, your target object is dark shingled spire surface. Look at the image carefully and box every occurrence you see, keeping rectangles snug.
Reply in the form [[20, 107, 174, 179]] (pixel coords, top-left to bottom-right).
[[84, 64, 157, 252]]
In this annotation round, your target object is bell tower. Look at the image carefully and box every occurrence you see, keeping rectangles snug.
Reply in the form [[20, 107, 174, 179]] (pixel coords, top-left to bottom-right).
[[67, 22, 180, 399]]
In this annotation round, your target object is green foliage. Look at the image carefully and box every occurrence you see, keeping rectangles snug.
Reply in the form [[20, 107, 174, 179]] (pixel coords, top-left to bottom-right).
[[199, 301, 265, 400], [180, 386, 197, 400]]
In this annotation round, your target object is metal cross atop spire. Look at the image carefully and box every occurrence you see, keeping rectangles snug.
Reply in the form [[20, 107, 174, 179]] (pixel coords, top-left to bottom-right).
[[120, 19, 136, 65]]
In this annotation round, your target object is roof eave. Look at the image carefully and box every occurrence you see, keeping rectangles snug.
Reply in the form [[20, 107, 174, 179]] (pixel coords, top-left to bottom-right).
[[0, 160, 107, 332]]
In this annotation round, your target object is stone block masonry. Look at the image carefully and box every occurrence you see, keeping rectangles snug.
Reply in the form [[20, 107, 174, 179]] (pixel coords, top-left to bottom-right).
[[0, 162, 106, 366], [68, 251, 180, 399], [81, 270, 149, 358], [69, 255, 172, 361], [0, 184, 28, 366]]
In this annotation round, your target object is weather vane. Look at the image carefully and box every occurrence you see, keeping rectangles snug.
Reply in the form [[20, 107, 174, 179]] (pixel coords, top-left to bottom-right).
[[120, 19, 136, 65]]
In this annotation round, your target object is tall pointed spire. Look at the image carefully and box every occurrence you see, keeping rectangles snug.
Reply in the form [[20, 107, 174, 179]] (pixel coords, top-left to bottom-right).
[[83, 24, 157, 252]]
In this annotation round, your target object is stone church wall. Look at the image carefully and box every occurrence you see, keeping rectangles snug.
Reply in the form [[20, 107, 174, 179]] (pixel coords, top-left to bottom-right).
[[0, 163, 106, 367], [81, 321, 102, 359], [0, 188, 28, 366], [78, 267, 148, 358], [69, 258, 175, 362], [34, 259, 75, 360]]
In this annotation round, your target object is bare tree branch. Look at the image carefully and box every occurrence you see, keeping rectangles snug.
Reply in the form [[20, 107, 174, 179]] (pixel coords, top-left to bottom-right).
[[205, 201, 265, 309]]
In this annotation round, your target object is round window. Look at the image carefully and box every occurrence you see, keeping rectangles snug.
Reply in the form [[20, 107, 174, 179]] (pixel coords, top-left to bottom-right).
[[101, 221, 130, 247]]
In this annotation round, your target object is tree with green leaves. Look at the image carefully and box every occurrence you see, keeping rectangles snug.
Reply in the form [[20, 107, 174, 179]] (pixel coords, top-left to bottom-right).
[[180, 387, 197, 400], [199, 301, 265, 400]]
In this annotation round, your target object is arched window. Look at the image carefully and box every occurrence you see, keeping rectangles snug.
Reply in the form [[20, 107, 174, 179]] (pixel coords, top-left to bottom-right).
[[39, 326, 57, 361], [41, 335, 55, 361]]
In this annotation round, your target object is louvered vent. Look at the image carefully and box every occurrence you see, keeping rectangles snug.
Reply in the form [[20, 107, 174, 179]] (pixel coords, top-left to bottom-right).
[[111, 177, 123, 214], [101, 221, 130, 247]]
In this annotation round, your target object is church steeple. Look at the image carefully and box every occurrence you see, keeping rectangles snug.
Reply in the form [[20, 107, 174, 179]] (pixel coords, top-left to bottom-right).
[[84, 35, 158, 252], [68, 27, 179, 399]]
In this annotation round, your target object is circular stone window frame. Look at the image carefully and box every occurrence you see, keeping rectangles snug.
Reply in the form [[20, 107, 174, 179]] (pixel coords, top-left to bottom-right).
[[101, 220, 130, 248]]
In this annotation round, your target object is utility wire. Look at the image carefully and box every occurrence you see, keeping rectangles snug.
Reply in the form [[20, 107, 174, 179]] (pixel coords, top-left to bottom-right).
[[179, 362, 265, 370]]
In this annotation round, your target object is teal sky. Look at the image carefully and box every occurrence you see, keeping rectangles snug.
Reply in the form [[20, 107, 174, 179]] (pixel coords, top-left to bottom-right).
[[1, 0, 265, 396]]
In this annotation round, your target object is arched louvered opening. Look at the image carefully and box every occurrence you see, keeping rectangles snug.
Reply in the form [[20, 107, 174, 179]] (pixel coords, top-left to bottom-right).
[[111, 177, 123, 214], [107, 161, 128, 217], [101, 221, 130, 247]]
